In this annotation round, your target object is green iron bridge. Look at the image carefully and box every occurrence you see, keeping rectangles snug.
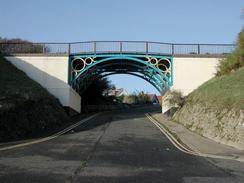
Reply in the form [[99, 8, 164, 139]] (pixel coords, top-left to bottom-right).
[[70, 53, 172, 94], [1, 41, 235, 112]]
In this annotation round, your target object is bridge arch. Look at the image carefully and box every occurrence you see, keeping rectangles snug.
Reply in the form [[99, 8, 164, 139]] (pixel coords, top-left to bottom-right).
[[69, 53, 173, 95], [74, 61, 164, 89]]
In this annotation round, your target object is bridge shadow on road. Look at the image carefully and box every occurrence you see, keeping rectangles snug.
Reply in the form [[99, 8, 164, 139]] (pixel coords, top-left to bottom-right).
[[65, 105, 161, 135]]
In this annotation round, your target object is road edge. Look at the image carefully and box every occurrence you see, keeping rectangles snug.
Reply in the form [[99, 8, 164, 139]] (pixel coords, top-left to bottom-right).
[[146, 113, 244, 162], [0, 112, 101, 152]]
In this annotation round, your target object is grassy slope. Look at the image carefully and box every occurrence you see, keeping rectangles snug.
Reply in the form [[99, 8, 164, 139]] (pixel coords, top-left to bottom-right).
[[0, 55, 68, 142], [186, 67, 244, 110], [0, 55, 50, 100]]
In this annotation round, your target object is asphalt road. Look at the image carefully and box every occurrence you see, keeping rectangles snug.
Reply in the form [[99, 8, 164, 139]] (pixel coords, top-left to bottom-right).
[[0, 106, 243, 183]]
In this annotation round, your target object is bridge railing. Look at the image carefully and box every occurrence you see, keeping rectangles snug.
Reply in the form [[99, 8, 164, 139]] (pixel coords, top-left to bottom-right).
[[0, 41, 235, 56]]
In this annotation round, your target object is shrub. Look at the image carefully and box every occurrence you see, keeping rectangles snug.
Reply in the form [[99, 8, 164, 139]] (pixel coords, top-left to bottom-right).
[[165, 90, 184, 107], [0, 37, 47, 54], [122, 91, 151, 104], [216, 28, 244, 76]]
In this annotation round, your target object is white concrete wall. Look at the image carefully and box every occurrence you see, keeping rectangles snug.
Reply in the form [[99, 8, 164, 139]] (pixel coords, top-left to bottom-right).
[[4, 55, 220, 111], [5, 56, 81, 113], [171, 57, 219, 95]]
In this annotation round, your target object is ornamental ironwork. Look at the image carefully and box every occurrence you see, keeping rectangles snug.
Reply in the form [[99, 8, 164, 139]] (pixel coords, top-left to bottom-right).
[[69, 54, 173, 94]]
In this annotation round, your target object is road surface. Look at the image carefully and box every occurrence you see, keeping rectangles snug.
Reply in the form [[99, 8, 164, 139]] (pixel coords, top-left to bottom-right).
[[0, 106, 243, 183]]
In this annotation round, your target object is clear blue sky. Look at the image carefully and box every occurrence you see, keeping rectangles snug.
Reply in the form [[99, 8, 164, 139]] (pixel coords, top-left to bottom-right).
[[0, 0, 243, 94]]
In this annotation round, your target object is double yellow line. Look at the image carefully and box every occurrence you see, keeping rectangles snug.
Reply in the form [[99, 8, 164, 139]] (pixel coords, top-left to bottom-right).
[[146, 113, 243, 162], [146, 113, 198, 156], [0, 113, 101, 152]]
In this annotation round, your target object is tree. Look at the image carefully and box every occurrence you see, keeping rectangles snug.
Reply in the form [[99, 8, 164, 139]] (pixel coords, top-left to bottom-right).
[[0, 37, 46, 54], [122, 91, 152, 104], [216, 28, 244, 76], [80, 75, 112, 105]]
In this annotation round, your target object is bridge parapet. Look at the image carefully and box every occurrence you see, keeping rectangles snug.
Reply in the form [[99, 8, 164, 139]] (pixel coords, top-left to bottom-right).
[[0, 41, 235, 56]]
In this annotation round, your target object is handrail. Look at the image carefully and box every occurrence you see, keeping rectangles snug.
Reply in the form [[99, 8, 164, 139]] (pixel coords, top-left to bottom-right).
[[0, 41, 236, 56], [0, 40, 235, 45]]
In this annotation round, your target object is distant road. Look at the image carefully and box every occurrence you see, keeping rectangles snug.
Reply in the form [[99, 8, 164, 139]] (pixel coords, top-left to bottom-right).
[[0, 106, 243, 183]]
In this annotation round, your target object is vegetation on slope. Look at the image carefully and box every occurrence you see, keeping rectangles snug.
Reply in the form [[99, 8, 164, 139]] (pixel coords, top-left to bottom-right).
[[216, 28, 244, 76], [173, 67, 244, 149], [0, 55, 68, 142], [173, 28, 244, 149], [0, 57, 50, 99], [185, 27, 244, 111], [186, 66, 244, 110]]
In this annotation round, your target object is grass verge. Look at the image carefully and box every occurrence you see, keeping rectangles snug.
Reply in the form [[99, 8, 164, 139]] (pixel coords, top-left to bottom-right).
[[0, 55, 69, 142], [186, 67, 244, 110]]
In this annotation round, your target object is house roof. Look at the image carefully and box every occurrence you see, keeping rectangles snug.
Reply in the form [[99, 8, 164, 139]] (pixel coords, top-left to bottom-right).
[[156, 96, 162, 101], [147, 94, 159, 103]]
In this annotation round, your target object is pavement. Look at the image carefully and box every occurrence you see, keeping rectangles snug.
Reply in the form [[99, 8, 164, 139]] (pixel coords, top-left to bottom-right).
[[150, 112, 244, 162], [0, 106, 244, 183]]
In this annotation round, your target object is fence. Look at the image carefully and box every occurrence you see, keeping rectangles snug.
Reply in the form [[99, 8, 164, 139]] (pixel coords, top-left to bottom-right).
[[0, 41, 235, 56]]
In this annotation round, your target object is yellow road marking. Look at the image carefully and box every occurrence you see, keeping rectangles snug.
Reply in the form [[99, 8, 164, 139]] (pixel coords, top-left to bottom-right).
[[0, 113, 101, 152], [145, 113, 244, 162]]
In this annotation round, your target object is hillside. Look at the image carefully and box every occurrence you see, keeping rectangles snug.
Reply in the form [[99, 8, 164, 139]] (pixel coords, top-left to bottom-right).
[[184, 67, 244, 110], [173, 28, 244, 150], [0, 55, 68, 142], [173, 67, 244, 149]]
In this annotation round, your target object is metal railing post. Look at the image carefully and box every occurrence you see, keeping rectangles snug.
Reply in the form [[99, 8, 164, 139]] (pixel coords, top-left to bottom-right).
[[172, 44, 174, 55], [68, 43, 71, 55], [198, 44, 200, 54], [94, 41, 97, 54], [42, 43, 45, 54], [120, 41, 122, 53], [146, 42, 149, 54]]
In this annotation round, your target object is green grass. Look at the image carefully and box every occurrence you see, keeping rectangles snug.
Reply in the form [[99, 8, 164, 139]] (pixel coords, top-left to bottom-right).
[[216, 28, 244, 76], [0, 55, 50, 100], [187, 67, 244, 110], [216, 49, 244, 76], [0, 54, 68, 142]]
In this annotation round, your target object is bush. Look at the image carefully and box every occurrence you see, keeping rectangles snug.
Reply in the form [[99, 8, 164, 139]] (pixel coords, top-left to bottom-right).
[[0, 37, 47, 54], [164, 90, 184, 107], [122, 91, 151, 104], [0, 55, 68, 142], [0, 96, 68, 142], [216, 28, 244, 76], [80, 76, 112, 105]]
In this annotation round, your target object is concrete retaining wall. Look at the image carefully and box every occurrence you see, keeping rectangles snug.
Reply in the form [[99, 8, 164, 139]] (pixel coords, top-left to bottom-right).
[[5, 56, 81, 113], [172, 57, 219, 95], [173, 103, 244, 150]]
